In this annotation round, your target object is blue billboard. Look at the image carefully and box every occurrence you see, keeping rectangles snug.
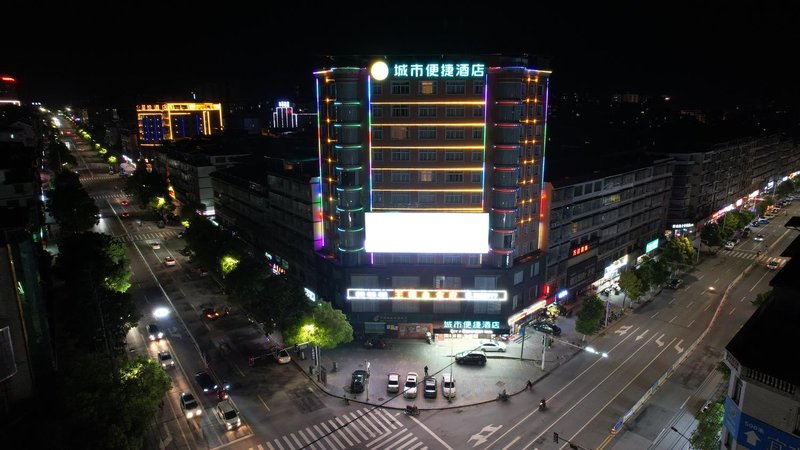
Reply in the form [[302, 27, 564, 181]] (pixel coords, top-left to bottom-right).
[[724, 397, 800, 449]]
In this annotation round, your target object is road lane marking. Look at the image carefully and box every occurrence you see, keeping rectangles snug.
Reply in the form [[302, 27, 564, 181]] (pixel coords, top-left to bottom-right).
[[651, 312, 659, 319], [468, 424, 503, 447], [409, 414, 453, 450], [655, 334, 665, 347], [686, 301, 693, 309], [668, 299, 675, 305], [729, 307, 736, 315], [704, 303, 711, 311], [741, 296, 747, 303], [669, 315, 678, 323], [335, 417, 360, 444], [614, 325, 632, 336], [258, 394, 271, 412], [688, 320, 695, 328], [501, 436, 521, 450], [635, 330, 649, 341], [674, 339, 684, 353]]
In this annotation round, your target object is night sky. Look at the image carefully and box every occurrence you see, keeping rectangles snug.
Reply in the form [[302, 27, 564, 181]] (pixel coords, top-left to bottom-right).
[[2, 4, 797, 109]]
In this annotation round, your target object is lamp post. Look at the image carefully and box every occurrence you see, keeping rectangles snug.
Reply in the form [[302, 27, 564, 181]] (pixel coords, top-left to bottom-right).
[[670, 426, 692, 448]]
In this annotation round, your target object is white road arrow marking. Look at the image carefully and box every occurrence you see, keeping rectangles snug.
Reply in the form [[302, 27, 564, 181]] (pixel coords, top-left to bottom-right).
[[674, 339, 684, 353], [636, 330, 649, 341], [655, 334, 665, 347], [614, 325, 633, 336], [468, 424, 503, 447]]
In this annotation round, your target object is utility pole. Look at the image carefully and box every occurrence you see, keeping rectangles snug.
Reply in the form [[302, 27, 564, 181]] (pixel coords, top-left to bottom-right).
[[519, 324, 526, 360], [541, 333, 547, 371]]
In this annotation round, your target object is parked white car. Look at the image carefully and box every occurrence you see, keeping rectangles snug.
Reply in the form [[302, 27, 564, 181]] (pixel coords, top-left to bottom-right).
[[478, 340, 507, 352], [404, 372, 418, 399], [442, 373, 456, 398]]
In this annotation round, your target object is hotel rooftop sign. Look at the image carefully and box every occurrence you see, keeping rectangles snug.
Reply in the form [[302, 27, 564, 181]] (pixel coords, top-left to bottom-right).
[[392, 63, 484, 78]]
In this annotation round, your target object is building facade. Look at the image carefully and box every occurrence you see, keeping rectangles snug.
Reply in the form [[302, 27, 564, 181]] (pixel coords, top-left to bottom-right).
[[313, 55, 551, 336], [136, 102, 223, 146]]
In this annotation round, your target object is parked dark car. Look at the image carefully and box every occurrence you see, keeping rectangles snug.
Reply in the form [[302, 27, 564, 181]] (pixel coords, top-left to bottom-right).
[[423, 377, 438, 398], [530, 321, 562, 336], [665, 278, 683, 289], [351, 369, 367, 393], [455, 351, 487, 366]]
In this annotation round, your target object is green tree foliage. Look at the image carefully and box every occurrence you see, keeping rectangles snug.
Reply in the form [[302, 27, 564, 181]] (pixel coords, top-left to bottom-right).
[[715, 361, 731, 380], [575, 294, 604, 339], [47, 141, 77, 170], [48, 170, 99, 233], [751, 289, 773, 306], [700, 222, 724, 248], [662, 236, 697, 271], [690, 401, 724, 450], [283, 301, 353, 349], [719, 213, 742, 240], [618, 270, 644, 308], [57, 232, 132, 293], [738, 209, 755, 225], [183, 213, 245, 274], [124, 162, 169, 207], [756, 197, 775, 217], [776, 179, 795, 198]]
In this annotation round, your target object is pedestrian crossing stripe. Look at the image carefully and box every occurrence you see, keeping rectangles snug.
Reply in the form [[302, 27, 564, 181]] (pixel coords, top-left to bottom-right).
[[117, 231, 178, 242], [258, 407, 427, 450]]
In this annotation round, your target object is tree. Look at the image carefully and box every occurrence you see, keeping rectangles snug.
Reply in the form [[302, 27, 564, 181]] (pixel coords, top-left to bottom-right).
[[124, 162, 169, 207], [575, 295, 604, 340], [751, 289, 773, 306], [662, 236, 697, 273], [48, 170, 99, 233], [47, 141, 77, 170], [56, 232, 132, 293], [618, 270, 644, 308], [690, 401, 724, 450], [283, 301, 353, 349], [776, 179, 795, 198], [700, 222, 724, 249], [715, 361, 731, 380]]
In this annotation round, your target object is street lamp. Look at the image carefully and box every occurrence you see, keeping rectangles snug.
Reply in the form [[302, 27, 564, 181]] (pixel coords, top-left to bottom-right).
[[670, 426, 692, 447]]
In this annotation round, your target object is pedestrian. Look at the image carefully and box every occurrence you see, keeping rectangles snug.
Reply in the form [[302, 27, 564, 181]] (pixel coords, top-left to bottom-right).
[[424, 365, 428, 377], [526, 379, 533, 391]]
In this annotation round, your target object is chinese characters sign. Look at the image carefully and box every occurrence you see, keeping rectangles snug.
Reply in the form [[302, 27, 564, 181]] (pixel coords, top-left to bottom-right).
[[443, 320, 500, 330], [570, 243, 591, 258], [347, 288, 507, 302], [392, 63, 485, 78]]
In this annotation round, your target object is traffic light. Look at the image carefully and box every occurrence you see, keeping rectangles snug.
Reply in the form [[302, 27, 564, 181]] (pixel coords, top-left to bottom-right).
[[553, 432, 559, 443]]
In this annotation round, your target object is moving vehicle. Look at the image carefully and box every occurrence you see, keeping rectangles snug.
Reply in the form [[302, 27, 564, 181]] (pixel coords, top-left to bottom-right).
[[180, 392, 202, 419], [442, 373, 456, 398], [754, 234, 765, 242], [351, 369, 367, 393], [423, 377, 437, 398], [216, 400, 241, 430], [274, 349, 291, 364], [723, 241, 735, 250], [404, 372, 418, 398], [203, 307, 221, 320], [767, 260, 780, 270], [146, 324, 163, 341], [164, 256, 176, 267], [195, 371, 218, 394], [455, 351, 487, 366], [157, 351, 174, 368], [150, 242, 161, 250], [387, 372, 400, 393]]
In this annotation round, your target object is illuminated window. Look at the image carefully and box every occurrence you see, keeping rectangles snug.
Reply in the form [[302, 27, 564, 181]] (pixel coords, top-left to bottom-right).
[[419, 170, 435, 182], [419, 192, 435, 203], [373, 150, 383, 160], [536, 104, 544, 116], [446, 81, 466, 95], [419, 150, 437, 161], [445, 151, 464, 161], [392, 254, 412, 264], [445, 128, 465, 139], [419, 105, 437, 117], [372, 106, 383, 117], [472, 106, 484, 117], [534, 144, 541, 156], [419, 80, 438, 95], [390, 126, 409, 140], [468, 255, 481, 265], [391, 171, 410, 183], [418, 127, 437, 139], [444, 193, 463, 204], [391, 81, 410, 95], [514, 270, 523, 285], [445, 106, 465, 117], [471, 173, 481, 183], [434, 275, 461, 289], [445, 172, 464, 182], [391, 105, 410, 117], [472, 128, 483, 139], [471, 193, 481, 203], [391, 150, 410, 161], [373, 127, 383, 140]]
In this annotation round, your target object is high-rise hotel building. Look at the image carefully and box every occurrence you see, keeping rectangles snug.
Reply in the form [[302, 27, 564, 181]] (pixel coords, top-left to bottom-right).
[[313, 55, 552, 336]]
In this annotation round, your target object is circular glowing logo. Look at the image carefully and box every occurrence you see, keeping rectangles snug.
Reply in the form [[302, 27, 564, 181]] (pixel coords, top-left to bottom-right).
[[370, 61, 389, 81]]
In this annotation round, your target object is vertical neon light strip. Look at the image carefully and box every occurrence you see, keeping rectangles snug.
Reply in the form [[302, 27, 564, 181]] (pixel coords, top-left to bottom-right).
[[367, 74, 374, 265], [538, 74, 550, 250], [481, 71, 489, 210], [315, 77, 325, 248]]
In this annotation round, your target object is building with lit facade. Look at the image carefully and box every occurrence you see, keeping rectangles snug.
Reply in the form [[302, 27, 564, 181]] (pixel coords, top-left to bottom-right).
[[312, 55, 551, 336], [0, 75, 21, 106], [136, 102, 223, 146], [544, 150, 672, 308], [722, 218, 800, 449]]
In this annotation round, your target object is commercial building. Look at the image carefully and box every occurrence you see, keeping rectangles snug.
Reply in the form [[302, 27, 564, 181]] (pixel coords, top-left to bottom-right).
[[722, 217, 800, 449], [136, 102, 223, 146], [313, 55, 551, 336]]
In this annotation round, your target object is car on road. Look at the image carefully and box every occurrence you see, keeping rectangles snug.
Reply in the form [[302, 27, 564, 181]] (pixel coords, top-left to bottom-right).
[[146, 324, 163, 341], [203, 307, 221, 320], [216, 399, 241, 430], [455, 351, 487, 366], [351, 369, 367, 393], [767, 260, 780, 270], [387, 372, 400, 393], [195, 266, 209, 276], [120, 200, 129, 206], [179, 247, 192, 256], [442, 374, 456, 398], [665, 278, 683, 289], [121, 212, 130, 218], [723, 241, 735, 250], [754, 234, 765, 242], [195, 371, 218, 394], [150, 242, 161, 250], [404, 372, 418, 398], [274, 349, 291, 364], [424, 377, 437, 399], [478, 340, 507, 352], [180, 392, 202, 419], [530, 321, 562, 336], [164, 256, 176, 267], [157, 351, 174, 368]]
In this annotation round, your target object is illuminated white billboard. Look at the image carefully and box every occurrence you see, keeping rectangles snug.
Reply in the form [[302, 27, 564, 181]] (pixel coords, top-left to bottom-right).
[[364, 212, 489, 253], [347, 288, 507, 302]]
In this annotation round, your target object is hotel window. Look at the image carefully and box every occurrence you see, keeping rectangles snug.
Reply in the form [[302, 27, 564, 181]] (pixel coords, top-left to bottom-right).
[[471, 151, 482, 161], [372, 83, 383, 95], [445, 106, 465, 117], [419, 192, 435, 203], [536, 104, 544, 116], [474, 275, 497, 289], [444, 193, 463, 204], [445, 171, 464, 182], [468, 255, 481, 265], [390, 126, 410, 139], [535, 124, 543, 137], [391, 171, 410, 183], [473, 80, 485, 95], [446, 81, 466, 94], [534, 144, 541, 156], [391, 105, 410, 117], [446, 128, 465, 139], [419, 170, 435, 182], [391, 150, 410, 161], [392, 254, 412, 264], [731, 377, 743, 405], [418, 254, 435, 264], [373, 150, 383, 161], [434, 275, 461, 289], [391, 81, 410, 95], [391, 192, 410, 204], [419, 150, 437, 161], [373, 172, 383, 183], [372, 106, 383, 117], [472, 128, 483, 139], [443, 254, 461, 264], [471, 193, 481, 203], [471, 172, 481, 183], [373, 192, 384, 204], [418, 127, 437, 139], [419, 80, 437, 95], [419, 105, 437, 117], [445, 151, 464, 161], [536, 84, 544, 97], [472, 106, 484, 117], [514, 270, 523, 285], [373, 127, 383, 140]]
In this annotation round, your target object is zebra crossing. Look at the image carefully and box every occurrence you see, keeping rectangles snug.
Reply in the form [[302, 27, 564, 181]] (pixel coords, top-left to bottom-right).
[[118, 230, 179, 243], [94, 192, 132, 200], [255, 407, 428, 450], [724, 250, 760, 260]]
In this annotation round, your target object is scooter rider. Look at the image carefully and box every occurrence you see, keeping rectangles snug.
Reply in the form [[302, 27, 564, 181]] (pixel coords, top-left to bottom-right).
[[539, 397, 547, 410]]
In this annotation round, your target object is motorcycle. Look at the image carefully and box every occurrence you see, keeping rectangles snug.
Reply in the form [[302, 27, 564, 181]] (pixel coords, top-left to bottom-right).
[[425, 331, 432, 345], [405, 405, 419, 416], [539, 398, 547, 411], [498, 390, 510, 401], [217, 388, 229, 401]]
